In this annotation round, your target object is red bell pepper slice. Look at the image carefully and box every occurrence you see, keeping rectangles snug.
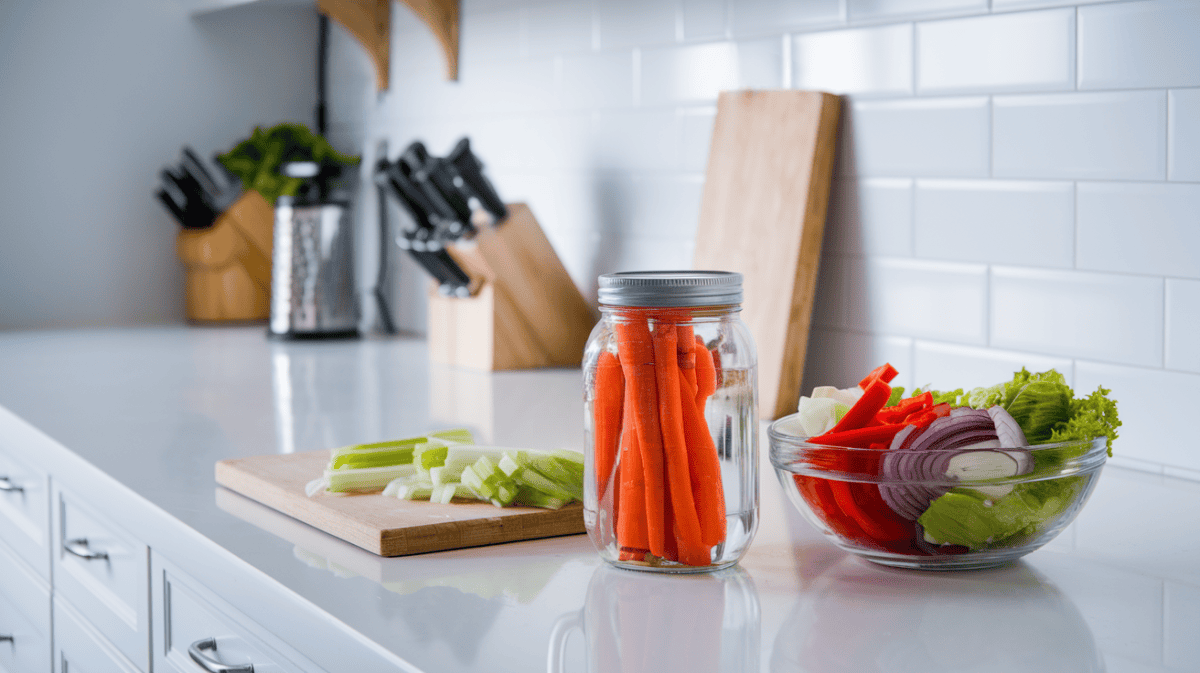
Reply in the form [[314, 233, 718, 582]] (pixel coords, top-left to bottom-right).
[[874, 391, 933, 425], [812, 423, 908, 449], [826, 378, 891, 434], [905, 402, 952, 429], [858, 363, 899, 388]]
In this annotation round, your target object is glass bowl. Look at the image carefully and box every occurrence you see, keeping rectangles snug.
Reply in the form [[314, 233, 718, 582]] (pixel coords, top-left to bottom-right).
[[768, 414, 1108, 570]]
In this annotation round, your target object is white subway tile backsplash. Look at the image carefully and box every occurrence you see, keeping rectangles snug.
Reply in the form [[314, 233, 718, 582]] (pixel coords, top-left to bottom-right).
[[916, 9, 1074, 95], [991, 267, 1164, 367], [681, 0, 727, 41], [1166, 581, 1200, 669], [729, 0, 841, 37], [592, 231, 697, 275], [591, 110, 681, 171], [455, 57, 560, 114], [559, 50, 634, 110], [459, 6, 524, 65], [596, 0, 677, 50], [825, 178, 914, 256], [1169, 88, 1200, 182], [1078, 0, 1200, 90], [912, 341, 1074, 391], [802, 328, 915, 392], [594, 174, 703, 238], [847, 257, 989, 343], [1076, 362, 1200, 472], [1077, 182, 1200, 279], [792, 24, 914, 97], [914, 179, 1074, 267], [678, 106, 717, 172], [735, 36, 788, 89], [991, 0, 1114, 10], [1166, 279, 1200, 374], [640, 41, 738, 106], [841, 97, 991, 177], [849, 0, 986, 21], [993, 91, 1168, 180], [639, 38, 783, 107], [374, 0, 1200, 483], [524, 0, 595, 57]]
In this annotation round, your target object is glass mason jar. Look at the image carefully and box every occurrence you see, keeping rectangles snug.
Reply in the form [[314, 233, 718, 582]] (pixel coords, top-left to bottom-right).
[[583, 271, 758, 573]]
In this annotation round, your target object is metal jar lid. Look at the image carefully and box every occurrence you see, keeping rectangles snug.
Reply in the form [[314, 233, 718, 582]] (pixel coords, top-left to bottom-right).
[[597, 271, 743, 307]]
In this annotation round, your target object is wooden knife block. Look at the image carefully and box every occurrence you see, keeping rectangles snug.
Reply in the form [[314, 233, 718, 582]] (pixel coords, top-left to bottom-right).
[[175, 190, 274, 323], [427, 203, 597, 370]]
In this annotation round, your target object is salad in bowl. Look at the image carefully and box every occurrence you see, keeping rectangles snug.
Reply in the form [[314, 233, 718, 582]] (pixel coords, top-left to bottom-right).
[[769, 365, 1120, 569]]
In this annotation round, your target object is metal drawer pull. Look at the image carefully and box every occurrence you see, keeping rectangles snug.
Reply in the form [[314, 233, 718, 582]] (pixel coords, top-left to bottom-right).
[[0, 476, 22, 493], [63, 538, 109, 561], [0, 634, 12, 643], [189, 638, 254, 673]]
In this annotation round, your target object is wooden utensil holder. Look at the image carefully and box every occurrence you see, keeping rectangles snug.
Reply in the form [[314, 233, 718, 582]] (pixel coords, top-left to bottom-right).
[[175, 190, 275, 323], [427, 203, 597, 370]]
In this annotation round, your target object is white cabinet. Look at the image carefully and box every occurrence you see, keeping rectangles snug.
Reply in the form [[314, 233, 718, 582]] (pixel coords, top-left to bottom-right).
[[152, 553, 321, 673], [0, 542, 51, 673], [0, 440, 50, 580], [53, 597, 141, 673], [52, 484, 151, 672]]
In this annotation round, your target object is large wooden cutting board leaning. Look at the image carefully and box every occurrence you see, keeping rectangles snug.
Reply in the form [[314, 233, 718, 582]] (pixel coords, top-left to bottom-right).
[[215, 451, 584, 557], [693, 90, 841, 420]]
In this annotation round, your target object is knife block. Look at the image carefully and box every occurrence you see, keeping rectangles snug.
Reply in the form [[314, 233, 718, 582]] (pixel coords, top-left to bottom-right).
[[175, 190, 274, 323], [427, 203, 597, 370]]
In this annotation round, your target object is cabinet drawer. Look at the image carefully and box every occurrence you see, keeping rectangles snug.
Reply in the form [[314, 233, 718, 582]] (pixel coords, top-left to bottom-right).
[[0, 444, 50, 579], [53, 485, 150, 672], [153, 553, 319, 673], [54, 596, 140, 673], [0, 543, 51, 673]]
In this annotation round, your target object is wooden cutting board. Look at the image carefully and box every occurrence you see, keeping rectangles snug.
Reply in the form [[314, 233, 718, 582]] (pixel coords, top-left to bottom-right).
[[693, 90, 841, 421], [215, 451, 585, 557]]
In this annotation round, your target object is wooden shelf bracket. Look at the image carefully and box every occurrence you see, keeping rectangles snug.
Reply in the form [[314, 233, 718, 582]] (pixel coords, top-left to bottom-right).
[[317, 0, 460, 89]]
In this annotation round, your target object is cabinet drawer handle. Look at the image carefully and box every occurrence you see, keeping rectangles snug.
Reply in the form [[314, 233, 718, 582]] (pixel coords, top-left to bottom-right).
[[188, 638, 254, 673], [0, 476, 22, 493], [0, 634, 12, 643], [63, 538, 109, 561]]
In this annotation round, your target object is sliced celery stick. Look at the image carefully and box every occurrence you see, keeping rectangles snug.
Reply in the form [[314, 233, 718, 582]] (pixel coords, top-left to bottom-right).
[[515, 485, 567, 510], [382, 478, 405, 497], [431, 428, 475, 444], [305, 477, 328, 497], [494, 481, 517, 506], [436, 448, 508, 485], [514, 466, 575, 501], [325, 464, 418, 492], [498, 453, 523, 477], [329, 429, 473, 470], [398, 482, 434, 500], [528, 456, 581, 497], [333, 448, 415, 470], [461, 464, 493, 499]]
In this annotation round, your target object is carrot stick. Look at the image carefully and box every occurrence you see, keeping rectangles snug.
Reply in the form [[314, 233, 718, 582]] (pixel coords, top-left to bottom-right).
[[614, 313, 668, 557], [593, 350, 624, 505], [692, 335, 716, 415], [678, 371, 727, 547], [615, 382, 647, 552], [650, 321, 708, 566]]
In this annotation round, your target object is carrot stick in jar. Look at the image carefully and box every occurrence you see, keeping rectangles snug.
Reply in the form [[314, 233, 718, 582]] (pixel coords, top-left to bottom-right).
[[650, 320, 708, 566], [614, 312, 668, 558]]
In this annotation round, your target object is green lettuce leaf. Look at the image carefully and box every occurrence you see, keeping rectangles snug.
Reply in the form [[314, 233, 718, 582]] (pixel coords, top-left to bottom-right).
[[1049, 385, 1121, 457], [919, 477, 1087, 550]]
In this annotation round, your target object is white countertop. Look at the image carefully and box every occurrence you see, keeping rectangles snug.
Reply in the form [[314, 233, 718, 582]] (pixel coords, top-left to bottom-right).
[[0, 326, 1197, 672]]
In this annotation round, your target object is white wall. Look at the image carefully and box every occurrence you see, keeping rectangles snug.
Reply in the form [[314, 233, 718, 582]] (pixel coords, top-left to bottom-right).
[[347, 0, 1200, 480], [0, 0, 318, 329]]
